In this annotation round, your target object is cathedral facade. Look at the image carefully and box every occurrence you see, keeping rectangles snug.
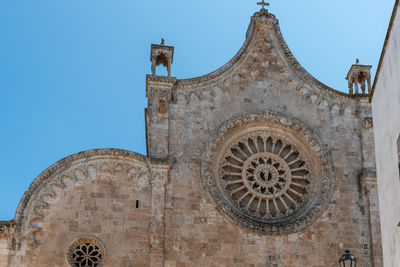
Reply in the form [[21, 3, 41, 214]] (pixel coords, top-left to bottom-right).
[[0, 5, 384, 267]]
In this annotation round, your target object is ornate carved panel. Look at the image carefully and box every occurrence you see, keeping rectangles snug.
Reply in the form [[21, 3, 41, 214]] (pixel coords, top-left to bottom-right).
[[202, 111, 335, 234], [66, 235, 106, 267]]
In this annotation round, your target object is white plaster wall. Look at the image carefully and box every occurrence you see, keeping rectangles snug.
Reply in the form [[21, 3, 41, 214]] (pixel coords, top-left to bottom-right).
[[372, 3, 400, 266]]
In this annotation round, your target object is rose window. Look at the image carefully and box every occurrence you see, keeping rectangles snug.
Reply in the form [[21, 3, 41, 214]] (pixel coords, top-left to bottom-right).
[[222, 135, 311, 218], [201, 111, 334, 234], [67, 236, 105, 267]]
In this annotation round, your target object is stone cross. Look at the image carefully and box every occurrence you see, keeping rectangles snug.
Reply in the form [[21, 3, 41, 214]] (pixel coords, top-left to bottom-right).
[[257, 0, 270, 10]]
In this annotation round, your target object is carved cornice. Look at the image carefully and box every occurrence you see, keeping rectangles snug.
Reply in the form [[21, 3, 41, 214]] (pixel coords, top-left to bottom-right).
[[171, 11, 362, 105], [0, 220, 16, 234], [175, 15, 258, 86], [271, 21, 350, 100], [146, 75, 177, 98], [146, 75, 177, 83]]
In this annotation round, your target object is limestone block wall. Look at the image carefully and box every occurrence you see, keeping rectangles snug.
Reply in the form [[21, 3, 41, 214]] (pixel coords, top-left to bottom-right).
[[0, 8, 385, 267], [5, 149, 170, 267], [0, 222, 16, 267], [0, 235, 8, 267], [163, 84, 376, 267], [145, 12, 382, 266], [372, 1, 400, 266]]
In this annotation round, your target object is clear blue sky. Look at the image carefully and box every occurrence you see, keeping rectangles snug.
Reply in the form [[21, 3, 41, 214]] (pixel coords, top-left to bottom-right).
[[0, 0, 395, 220]]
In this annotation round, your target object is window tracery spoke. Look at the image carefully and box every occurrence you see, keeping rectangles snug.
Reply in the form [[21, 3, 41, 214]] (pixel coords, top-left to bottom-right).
[[222, 135, 311, 219], [67, 236, 105, 267]]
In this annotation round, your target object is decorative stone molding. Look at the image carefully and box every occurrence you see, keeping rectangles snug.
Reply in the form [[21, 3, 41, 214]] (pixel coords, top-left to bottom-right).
[[66, 235, 106, 267], [146, 77, 176, 109], [167, 11, 369, 117], [175, 14, 258, 87], [296, 85, 362, 117], [363, 117, 373, 129], [172, 87, 216, 104], [173, 11, 357, 102], [0, 220, 16, 234], [146, 75, 177, 85], [14, 149, 170, 245], [201, 111, 335, 234]]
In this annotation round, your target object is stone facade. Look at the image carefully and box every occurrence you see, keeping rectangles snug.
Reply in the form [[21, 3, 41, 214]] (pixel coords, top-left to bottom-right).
[[371, 1, 400, 266], [0, 149, 171, 267], [0, 7, 383, 267]]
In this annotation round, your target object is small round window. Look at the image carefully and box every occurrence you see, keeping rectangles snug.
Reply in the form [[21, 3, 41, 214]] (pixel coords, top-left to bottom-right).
[[66, 235, 106, 267]]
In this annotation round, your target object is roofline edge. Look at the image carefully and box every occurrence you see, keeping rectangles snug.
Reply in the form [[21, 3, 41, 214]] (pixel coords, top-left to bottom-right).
[[370, 0, 400, 102]]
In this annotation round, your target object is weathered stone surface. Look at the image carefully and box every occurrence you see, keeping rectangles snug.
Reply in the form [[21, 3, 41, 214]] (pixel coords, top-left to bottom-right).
[[0, 8, 384, 267], [147, 10, 381, 267], [2, 149, 171, 266]]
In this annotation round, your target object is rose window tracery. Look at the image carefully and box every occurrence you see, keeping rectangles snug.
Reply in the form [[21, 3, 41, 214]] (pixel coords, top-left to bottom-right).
[[201, 111, 335, 234], [67, 236, 105, 267], [222, 136, 311, 218]]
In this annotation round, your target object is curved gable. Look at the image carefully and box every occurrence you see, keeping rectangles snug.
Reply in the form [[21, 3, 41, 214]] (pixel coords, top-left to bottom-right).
[[10, 149, 169, 266], [15, 149, 151, 243], [161, 10, 369, 115]]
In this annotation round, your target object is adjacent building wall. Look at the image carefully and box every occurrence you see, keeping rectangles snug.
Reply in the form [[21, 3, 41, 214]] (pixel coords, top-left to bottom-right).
[[371, 1, 400, 266]]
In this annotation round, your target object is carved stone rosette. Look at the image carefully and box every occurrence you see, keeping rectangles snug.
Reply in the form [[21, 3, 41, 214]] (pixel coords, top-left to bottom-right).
[[66, 235, 106, 267], [201, 111, 335, 234]]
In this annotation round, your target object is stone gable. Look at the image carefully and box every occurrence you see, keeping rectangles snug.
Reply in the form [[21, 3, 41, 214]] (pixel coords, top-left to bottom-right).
[[0, 8, 382, 267]]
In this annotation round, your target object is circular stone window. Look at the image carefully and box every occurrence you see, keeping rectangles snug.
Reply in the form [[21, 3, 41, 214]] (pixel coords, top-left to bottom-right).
[[202, 111, 334, 234], [66, 236, 106, 267]]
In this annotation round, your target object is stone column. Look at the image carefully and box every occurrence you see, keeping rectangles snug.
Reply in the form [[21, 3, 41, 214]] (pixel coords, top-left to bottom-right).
[[354, 73, 359, 94], [348, 80, 354, 95], [367, 73, 372, 93], [149, 164, 170, 267], [360, 171, 383, 267]]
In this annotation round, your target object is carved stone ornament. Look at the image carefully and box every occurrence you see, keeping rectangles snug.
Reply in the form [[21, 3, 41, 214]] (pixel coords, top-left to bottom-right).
[[66, 235, 106, 267], [13, 149, 169, 246], [363, 117, 373, 129], [201, 111, 335, 234]]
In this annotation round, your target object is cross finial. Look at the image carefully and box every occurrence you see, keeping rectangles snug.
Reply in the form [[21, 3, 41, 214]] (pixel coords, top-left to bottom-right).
[[257, 0, 269, 11]]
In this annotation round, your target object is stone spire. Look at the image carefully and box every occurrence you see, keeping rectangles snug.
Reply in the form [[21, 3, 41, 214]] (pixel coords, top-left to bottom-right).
[[150, 38, 174, 77], [346, 59, 372, 95]]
